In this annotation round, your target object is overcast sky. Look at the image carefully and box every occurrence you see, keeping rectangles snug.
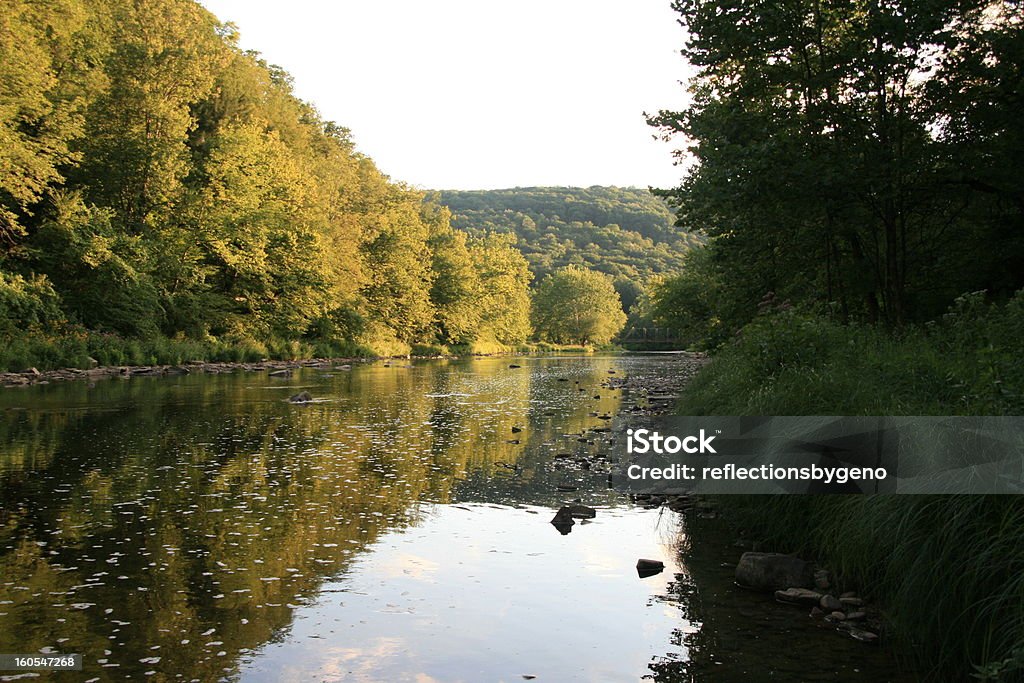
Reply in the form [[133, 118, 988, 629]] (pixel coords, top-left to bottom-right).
[[199, 0, 694, 191]]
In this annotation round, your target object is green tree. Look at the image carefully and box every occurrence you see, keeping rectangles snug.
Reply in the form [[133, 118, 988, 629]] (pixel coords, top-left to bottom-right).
[[531, 265, 626, 345], [426, 205, 481, 345], [0, 0, 103, 246], [650, 0, 1017, 328], [469, 233, 532, 346]]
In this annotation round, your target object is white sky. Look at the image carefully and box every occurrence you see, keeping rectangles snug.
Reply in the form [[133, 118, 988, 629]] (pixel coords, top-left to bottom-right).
[[199, 0, 695, 191]]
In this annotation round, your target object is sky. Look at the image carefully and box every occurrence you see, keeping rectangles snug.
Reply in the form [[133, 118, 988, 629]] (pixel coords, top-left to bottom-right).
[[199, 0, 695, 191]]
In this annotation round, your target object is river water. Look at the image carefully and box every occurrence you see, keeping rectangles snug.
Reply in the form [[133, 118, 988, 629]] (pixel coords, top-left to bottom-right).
[[0, 354, 913, 682]]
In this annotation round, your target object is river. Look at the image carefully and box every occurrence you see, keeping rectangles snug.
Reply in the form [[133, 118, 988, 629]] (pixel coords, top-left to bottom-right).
[[0, 354, 913, 682]]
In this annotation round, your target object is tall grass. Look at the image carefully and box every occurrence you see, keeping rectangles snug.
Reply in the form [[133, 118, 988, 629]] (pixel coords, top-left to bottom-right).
[[681, 292, 1024, 681]]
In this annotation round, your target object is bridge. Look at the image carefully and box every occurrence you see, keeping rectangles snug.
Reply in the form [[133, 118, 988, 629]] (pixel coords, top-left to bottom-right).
[[617, 326, 687, 351]]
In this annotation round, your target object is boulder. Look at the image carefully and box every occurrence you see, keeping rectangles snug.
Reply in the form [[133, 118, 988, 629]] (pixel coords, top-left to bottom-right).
[[735, 552, 813, 591], [550, 507, 575, 535], [840, 596, 864, 607], [820, 594, 843, 611], [289, 391, 313, 403], [636, 558, 665, 578]]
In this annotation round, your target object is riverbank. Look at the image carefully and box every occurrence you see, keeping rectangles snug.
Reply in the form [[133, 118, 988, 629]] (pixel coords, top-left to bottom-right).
[[0, 343, 615, 389], [673, 302, 1024, 681]]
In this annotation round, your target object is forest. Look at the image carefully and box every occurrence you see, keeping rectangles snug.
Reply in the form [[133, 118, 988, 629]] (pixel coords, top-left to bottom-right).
[[439, 186, 702, 312], [2, 0, 602, 368]]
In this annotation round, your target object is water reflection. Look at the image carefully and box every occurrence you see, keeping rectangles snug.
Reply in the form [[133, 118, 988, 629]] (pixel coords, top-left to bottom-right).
[[0, 356, 690, 681]]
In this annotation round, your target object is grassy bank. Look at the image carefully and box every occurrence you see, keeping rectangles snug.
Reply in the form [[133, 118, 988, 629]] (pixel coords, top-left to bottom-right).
[[680, 292, 1024, 681], [0, 330, 374, 372], [0, 331, 609, 373]]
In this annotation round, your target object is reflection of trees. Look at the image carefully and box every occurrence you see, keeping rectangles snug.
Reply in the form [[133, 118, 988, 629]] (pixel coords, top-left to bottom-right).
[[0, 357, 626, 680]]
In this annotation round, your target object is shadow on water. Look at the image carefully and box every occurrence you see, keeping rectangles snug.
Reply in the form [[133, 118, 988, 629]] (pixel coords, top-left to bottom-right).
[[649, 510, 917, 683], [0, 355, 915, 681]]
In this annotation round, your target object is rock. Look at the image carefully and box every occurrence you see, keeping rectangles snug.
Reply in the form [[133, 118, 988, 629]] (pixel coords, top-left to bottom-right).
[[735, 552, 813, 591], [269, 369, 292, 377], [810, 606, 824, 617], [335, 364, 352, 370], [289, 391, 313, 403], [840, 591, 857, 599], [550, 507, 575, 534], [846, 628, 879, 643], [508, 364, 521, 369], [511, 426, 523, 433], [555, 484, 578, 492], [846, 611, 866, 621], [830, 611, 846, 621], [820, 594, 843, 611], [25, 367, 41, 376], [167, 366, 191, 375], [840, 596, 864, 607], [636, 559, 664, 578], [774, 588, 823, 606], [564, 504, 596, 519], [814, 569, 831, 591]]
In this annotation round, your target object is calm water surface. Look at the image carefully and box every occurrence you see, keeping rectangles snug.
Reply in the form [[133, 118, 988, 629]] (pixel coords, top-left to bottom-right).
[[0, 355, 913, 682]]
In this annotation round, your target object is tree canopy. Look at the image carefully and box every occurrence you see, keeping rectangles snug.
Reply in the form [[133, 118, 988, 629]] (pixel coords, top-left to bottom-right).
[[0, 0, 535, 357], [650, 0, 1024, 338], [531, 266, 627, 346]]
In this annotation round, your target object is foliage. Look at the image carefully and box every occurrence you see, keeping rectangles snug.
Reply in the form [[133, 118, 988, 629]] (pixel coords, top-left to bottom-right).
[[642, 246, 729, 349], [651, 0, 1024, 330], [531, 266, 627, 346], [0, 272, 63, 335], [438, 186, 703, 312], [0, 0, 536, 359]]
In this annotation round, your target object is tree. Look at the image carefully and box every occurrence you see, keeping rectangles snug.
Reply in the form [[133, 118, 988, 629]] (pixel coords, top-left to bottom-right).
[[650, 0, 1017, 329], [469, 233, 532, 346], [426, 205, 481, 345], [0, 0, 103, 247], [532, 266, 626, 345]]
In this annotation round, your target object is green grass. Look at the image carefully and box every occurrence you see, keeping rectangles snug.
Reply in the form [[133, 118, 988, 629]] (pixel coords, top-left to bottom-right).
[[680, 292, 1024, 681]]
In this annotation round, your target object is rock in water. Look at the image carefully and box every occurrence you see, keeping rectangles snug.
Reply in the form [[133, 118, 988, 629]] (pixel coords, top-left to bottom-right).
[[511, 425, 523, 433], [735, 552, 813, 591], [774, 588, 823, 606], [289, 391, 313, 403], [508, 364, 522, 369], [565, 504, 596, 519], [550, 507, 575, 534], [269, 369, 292, 377], [636, 558, 665, 578]]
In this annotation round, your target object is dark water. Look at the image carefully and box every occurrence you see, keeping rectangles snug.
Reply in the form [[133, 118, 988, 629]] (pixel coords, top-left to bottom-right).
[[0, 355, 913, 682]]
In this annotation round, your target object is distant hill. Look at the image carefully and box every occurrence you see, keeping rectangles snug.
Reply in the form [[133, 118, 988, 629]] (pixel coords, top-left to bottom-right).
[[434, 186, 701, 311]]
